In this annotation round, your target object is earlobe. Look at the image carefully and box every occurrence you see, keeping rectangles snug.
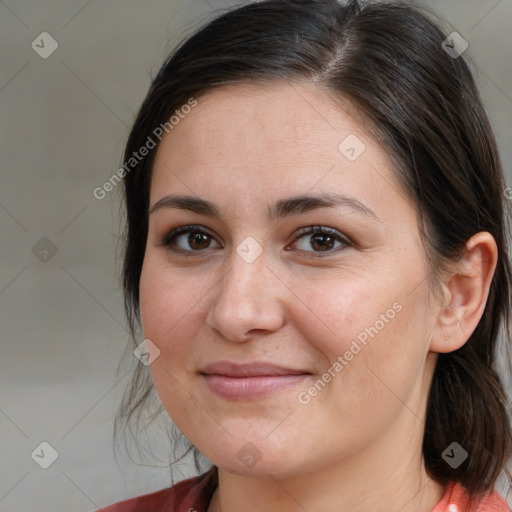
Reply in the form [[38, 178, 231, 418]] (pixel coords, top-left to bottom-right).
[[429, 231, 498, 354]]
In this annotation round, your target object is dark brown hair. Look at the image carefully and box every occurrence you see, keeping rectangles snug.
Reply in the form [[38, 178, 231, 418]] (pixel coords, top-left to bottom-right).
[[114, 0, 512, 501]]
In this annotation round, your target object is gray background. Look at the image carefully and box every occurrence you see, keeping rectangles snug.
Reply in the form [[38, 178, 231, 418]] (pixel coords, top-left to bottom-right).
[[1, 0, 511, 511]]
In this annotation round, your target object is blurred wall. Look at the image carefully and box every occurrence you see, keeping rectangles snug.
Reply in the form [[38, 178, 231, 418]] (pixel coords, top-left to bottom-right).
[[1, 0, 511, 510]]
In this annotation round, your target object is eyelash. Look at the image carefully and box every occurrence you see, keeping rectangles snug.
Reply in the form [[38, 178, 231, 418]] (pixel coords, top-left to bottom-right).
[[158, 224, 353, 258]]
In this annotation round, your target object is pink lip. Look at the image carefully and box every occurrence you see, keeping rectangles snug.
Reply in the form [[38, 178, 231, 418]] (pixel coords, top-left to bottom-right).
[[200, 361, 311, 399]]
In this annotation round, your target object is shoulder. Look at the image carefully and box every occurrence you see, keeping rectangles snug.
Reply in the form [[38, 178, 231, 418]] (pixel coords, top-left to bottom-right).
[[433, 481, 510, 512], [96, 466, 218, 512], [475, 488, 510, 512]]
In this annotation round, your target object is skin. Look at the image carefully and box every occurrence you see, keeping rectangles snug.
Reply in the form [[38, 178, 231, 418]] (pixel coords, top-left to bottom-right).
[[139, 82, 498, 512]]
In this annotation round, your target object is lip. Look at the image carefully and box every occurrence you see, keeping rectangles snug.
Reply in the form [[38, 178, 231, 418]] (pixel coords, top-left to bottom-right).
[[200, 361, 310, 377], [200, 361, 311, 399]]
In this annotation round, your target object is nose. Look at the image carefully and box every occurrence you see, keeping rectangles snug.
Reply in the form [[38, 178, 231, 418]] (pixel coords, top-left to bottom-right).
[[205, 246, 287, 343]]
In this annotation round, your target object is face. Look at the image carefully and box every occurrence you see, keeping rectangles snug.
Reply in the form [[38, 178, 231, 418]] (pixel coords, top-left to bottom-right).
[[139, 82, 441, 479]]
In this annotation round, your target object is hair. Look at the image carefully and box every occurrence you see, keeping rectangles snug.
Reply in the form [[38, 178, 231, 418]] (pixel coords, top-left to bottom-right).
[[114, 0, 512, 502]]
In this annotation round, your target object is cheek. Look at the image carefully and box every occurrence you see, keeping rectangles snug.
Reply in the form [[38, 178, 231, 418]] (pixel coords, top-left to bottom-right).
[[139, 261, 208, 364], [289, 269, 431, 405], [139, 262, 209, 423], [288, 274, 393, 359]]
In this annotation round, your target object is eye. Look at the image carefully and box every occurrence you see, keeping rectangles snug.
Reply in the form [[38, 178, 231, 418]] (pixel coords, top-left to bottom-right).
[[288, 225, 352, 256], [158, 225, 221, 253], [158, 224, 352, 257]]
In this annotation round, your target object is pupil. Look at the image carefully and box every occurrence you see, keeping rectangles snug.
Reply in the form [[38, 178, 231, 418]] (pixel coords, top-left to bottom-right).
[[312, 234, 333, 251], [190, 232, 209, 249]]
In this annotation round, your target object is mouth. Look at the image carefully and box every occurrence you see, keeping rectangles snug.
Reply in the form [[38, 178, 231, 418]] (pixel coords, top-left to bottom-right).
[[199, 361, 311, 399]]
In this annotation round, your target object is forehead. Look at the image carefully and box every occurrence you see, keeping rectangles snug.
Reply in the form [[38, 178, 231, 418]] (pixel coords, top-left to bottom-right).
[[156, 82, 365, 163], [149, 82, 408, 219]]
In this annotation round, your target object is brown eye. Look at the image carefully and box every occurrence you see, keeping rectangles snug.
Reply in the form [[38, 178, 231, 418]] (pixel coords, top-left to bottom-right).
[[160, 225, 221, 253], [159, 224, 351, 258], [289, 226, 352, 256]]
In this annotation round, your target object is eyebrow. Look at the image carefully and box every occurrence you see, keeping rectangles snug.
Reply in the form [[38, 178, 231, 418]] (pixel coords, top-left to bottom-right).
[[148, 192, 380, 222]]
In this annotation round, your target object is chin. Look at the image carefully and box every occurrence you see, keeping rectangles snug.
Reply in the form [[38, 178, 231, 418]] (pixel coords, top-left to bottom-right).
[[198, 434, 314, 480], [215, 454, 303, 480]]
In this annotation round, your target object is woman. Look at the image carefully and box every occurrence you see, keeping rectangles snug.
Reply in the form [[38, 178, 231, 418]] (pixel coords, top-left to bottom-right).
[[98, 0, 512, 510]]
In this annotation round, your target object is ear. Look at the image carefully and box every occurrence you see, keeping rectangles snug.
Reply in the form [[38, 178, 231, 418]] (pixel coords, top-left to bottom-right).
[[429, 231, 498, 354]]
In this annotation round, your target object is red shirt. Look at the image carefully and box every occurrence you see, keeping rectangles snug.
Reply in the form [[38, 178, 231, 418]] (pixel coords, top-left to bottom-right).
[[96, 466, 510, 511]]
